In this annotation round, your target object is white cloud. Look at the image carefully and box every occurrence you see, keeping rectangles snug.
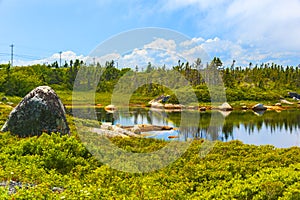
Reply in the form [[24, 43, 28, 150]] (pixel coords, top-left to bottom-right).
[[3, 51, 89, 66], [224, 0, 300, 51], [180, 37, 205, 47], [93, 52, 120, 66], [144, 38, 177, 52], [161, 0, 300, 57], [2, 36, 298, 68], [120, 48, 154, 68], [162, 0, 227, 11]]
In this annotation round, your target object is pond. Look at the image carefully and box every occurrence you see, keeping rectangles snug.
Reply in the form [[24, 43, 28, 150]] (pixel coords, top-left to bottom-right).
[[69, 107, 300, 148]]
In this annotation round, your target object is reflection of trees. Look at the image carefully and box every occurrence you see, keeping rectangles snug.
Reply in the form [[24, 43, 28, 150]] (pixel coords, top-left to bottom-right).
[[225, 110, 300, 136], [222, 122, 234, 140], [171, 110, 300, 142], [68, 108, 300, 141]]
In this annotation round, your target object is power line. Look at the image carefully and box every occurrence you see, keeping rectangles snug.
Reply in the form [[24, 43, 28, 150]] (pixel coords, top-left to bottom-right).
[[0, 53, 10, 56], [14, 53, 44, 60]]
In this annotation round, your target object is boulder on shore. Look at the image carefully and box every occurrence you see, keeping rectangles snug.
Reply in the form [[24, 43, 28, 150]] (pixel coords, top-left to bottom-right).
[[104, 105, 117, 113], [218, 102, 233, 111], [1, 86, 69, 137], [252, 103, 267, 111]]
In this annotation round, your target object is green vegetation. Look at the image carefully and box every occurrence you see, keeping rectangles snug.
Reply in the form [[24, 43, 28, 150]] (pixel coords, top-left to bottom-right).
[[0, 131, 300, 199], [0, 107, 300, 198], [0, 59, 300, 198], [1, 58, 300, 106]]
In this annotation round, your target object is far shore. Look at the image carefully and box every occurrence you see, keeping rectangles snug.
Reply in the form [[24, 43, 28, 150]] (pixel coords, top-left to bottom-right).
[[64, 103, 299, 111], [2, 100, 299, 112]]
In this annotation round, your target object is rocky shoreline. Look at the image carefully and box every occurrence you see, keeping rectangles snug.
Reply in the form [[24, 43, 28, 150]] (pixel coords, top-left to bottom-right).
[[90, 123, 173, 138]]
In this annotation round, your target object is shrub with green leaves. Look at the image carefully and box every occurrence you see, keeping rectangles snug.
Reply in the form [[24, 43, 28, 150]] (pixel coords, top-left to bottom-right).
[[0, 131, 299, 199]]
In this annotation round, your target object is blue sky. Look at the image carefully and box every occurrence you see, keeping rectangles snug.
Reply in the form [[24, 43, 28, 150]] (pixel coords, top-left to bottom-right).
[[0, 0, 300, 67]]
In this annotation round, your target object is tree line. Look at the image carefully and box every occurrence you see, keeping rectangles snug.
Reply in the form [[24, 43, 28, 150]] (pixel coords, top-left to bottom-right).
[[0, 57, 299, 102]]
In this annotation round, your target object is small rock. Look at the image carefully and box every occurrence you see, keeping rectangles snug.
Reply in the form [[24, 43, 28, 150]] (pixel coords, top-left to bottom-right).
[[52, 187, 64, 193], [1, 97, 7, 101], [6, 102, 14, 106], [162, 126, 173, 130], [241, 105, 248, 110], [187, 106, 198, 110], [164, 104, 174, 109], [104, 105, 117, 113], [150, 102, 164, 108], [199, 107, 206, 111], [131, 125, 141, 134]]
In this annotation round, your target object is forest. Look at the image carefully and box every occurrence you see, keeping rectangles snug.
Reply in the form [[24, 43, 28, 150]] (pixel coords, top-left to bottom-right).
[[0, 57, 300, 105]]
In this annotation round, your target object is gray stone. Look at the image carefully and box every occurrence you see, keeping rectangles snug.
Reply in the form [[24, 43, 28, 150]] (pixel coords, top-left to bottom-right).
[[6, 102, 14, 106], [241, 105, 248, 110], [252, 103, 267, 111], [52, 186, 64, 193], [218, 102, 233, 111], [1, 86, 69, 137], [288, 92, 300, 100], [1, 96, 7, 101], [131, 125, 141, 134]]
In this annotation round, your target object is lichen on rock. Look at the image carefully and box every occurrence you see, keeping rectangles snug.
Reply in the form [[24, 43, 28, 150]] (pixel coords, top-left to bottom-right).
[[1, 86, 69, 137]]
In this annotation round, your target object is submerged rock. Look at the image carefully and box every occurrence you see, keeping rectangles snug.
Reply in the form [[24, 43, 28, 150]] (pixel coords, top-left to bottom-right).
[[1, 86, 69, 137]]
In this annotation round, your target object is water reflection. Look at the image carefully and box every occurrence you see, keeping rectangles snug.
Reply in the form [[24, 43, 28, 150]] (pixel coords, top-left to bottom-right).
[[68, 107, 300, 148]]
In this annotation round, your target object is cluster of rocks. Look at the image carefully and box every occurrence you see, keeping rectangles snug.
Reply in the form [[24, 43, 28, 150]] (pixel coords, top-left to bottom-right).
[[0, 181, 64, 195], [91, 123, 174, 138], [0, 181, 34, 195], [91, 123, 141, 138], [121, 124, 173, 132], [1, 86, 69, 137]]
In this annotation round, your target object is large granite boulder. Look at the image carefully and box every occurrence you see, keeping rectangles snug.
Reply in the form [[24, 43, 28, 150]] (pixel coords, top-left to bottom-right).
[[1, 86, 69, 137]]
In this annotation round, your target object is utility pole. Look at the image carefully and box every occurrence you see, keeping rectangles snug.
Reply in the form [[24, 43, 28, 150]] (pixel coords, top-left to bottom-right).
[[59, 51, 62, 68], [10, 44, 14, 68]]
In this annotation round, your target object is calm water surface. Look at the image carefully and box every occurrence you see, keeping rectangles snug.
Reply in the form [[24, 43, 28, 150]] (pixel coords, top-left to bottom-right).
[[70, 107, 300, 148]]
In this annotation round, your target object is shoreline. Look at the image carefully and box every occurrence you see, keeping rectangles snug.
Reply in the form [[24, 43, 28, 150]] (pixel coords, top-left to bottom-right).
[[65, 103, 299, 111]]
